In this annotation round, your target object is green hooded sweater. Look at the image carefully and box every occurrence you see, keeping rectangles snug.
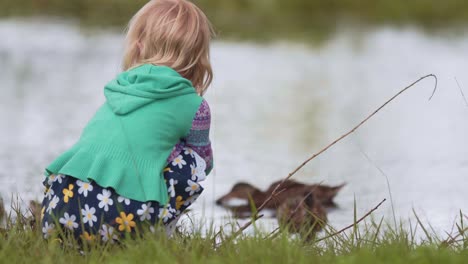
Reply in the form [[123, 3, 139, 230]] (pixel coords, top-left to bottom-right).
[[45, 64, 203, 205]]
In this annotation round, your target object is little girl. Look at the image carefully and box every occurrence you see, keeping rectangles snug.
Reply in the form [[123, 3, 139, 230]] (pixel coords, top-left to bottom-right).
[[41, 0, 214, 242]]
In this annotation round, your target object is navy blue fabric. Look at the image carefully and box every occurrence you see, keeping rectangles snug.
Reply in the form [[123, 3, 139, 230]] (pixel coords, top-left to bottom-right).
[[41, 149, 204, 242]]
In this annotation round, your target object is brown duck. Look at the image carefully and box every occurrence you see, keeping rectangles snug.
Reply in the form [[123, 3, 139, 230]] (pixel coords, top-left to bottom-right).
[[276, 191, 327, 240], [216, 180, 345, 218]]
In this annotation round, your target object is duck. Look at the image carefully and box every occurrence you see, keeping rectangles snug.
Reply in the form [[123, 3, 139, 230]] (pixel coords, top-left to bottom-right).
[[216, 180, 345, 218], [276, 191, 327, 240]]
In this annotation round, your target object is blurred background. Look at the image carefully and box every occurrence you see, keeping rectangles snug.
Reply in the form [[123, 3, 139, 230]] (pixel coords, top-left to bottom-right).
[[1, 0, 467, 235]]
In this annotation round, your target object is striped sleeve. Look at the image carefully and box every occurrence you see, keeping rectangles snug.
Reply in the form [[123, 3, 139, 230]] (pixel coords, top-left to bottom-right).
[[167, 99, 213, 174]]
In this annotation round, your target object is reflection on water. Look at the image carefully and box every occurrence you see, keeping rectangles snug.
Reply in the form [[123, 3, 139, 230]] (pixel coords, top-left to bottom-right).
[[1, 19, 467, 235]]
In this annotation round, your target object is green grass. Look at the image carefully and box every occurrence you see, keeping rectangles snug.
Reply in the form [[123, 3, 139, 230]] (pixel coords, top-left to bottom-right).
[[1, 0, 468, 43], [1, 205, 467, 263]]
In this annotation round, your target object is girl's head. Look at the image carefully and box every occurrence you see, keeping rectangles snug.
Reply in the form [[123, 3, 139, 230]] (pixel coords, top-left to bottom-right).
[[123, 0, 214, 95]]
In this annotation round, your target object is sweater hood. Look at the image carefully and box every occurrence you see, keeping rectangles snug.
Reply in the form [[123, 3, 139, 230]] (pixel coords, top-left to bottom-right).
[[104, 64, 197, 115]]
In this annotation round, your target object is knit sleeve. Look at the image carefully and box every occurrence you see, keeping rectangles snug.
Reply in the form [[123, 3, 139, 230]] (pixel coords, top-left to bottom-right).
[[167, 99, 213, 174]]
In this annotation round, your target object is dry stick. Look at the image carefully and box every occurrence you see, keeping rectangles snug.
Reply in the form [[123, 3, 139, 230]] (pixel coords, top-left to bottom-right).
[[266, 187, 288, 204], [454, 77, 468, 107], [314, 198, 387, 243], [225, 74, 438, 242]]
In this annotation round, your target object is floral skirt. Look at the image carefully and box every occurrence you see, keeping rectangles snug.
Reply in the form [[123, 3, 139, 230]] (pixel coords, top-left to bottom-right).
[[41, 147, 206, 242]]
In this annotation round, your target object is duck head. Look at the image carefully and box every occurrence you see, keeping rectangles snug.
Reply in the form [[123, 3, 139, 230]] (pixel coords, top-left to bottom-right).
[[216, 182, 262, 207]]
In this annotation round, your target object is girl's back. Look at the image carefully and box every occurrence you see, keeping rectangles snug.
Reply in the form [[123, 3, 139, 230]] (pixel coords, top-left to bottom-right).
[[40, 0, 215, 243]]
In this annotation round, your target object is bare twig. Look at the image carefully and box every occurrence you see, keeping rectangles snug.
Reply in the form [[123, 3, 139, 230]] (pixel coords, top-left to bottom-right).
[[454, 77, 468, 107], [315, 198, 387, 243], [271, 75, 437, 193], [223, 74, 437, 243]]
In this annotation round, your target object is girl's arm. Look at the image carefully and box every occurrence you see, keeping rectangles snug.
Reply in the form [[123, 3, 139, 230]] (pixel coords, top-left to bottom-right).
[[186, 99, 213, 174], [168, 99, 213, 174]]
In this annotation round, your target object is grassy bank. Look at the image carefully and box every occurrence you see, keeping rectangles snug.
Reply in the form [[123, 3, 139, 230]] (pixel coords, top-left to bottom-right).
[[1, 0, 468, 42], [1, 223, 467, 263], [1, 206, 467, 263]]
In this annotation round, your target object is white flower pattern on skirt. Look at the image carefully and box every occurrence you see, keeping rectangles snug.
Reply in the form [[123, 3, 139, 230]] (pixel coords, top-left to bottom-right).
[[171, 155, 187, 169], [158, 206, 176, 223], [192, 151, 207, 182], [100, 224, 118, 243], [190, 163, 196, 176], [184, 148, 195, 157], [48, 174, 64, 185], [46, 195, 59, 213], [42, 221, 55, 238], [59, 213, 78, 230], [77, 180, 94, 197], [167, 178, 178, 198], [47, 175, 56, 186], [97, 189, 114, 212], [44, 186, 54, 200], [81, 204, 97, 227], [41, 147, 205, 240], [137, 202, 155, 221], [185, 179, 200, 196], [117, 196, 131, 206]]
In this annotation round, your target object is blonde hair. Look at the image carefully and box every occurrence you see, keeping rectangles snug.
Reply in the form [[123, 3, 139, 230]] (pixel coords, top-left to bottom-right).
[[123, 0, 214, 95]]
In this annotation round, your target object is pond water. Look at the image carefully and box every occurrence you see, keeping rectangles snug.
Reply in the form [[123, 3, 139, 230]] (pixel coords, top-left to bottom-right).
[[1, 19, 467, 236]]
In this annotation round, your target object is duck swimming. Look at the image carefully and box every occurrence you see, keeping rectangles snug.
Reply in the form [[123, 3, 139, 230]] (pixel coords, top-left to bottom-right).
[[216, 180, 345, 218]]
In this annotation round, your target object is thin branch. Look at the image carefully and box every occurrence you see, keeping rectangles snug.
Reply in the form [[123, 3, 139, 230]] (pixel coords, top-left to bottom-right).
[[270, 187, 288, 202], [315, 198, 387, 243], [222, 74, 437, 242], [277, 74, 437, 187], [455, 77, 468, 107]]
